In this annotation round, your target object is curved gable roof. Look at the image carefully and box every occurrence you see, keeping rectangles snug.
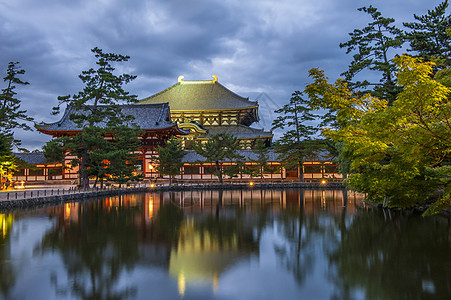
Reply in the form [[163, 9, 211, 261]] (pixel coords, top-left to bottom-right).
[[36, 103, 187, 134], [138, 78, 257, 110]]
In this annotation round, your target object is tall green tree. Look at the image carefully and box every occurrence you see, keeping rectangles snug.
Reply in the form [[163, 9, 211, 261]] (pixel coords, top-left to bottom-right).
[[152, 136, 186, 186], [340, 6, 404, 103], [0, 133, 16, 190], [272, 91, 318, 182], [305, 55, 451, 216], [403, 0, 451, 67], [49, 47, 138, 188], [248, 139, 278, 180], [101, 126, 143, 187], [43, 126, 142, 188], [192, 133, 243, 183], [0, 62, 33, 149]]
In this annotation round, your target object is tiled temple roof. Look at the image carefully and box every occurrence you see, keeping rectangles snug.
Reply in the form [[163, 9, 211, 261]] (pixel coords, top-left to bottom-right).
[[138, 77, 257, 110], [37, 103, 186, 134], [14, 152, 50, 164], [182, 150, 333, 163]]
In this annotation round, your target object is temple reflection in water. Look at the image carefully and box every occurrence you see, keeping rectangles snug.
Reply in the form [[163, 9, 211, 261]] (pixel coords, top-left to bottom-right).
[[44, 189, 363, 296], [1, 189, 449, 300]]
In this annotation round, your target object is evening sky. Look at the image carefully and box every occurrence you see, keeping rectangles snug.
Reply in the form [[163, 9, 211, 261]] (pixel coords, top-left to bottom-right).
[[0, 0, 442, 150]]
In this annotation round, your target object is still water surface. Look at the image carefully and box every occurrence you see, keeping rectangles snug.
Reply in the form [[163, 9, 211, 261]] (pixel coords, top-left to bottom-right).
[[0, 189, 450, 300]]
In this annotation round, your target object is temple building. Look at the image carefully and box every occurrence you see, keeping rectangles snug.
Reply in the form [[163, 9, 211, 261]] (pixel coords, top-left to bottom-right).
[[10, 77, 342, 184], [138, 76, 272, 149], [34, 103, 187, 181]]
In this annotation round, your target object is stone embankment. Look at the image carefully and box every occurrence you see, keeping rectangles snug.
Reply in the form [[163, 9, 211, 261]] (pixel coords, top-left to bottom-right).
[[0, 182, 344, 210], [0, 187, 148, 210]]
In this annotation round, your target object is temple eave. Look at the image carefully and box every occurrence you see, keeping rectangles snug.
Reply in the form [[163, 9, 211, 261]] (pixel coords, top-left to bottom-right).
[[37, 126, 187, 138], [170, 105, 258, 113], [37, 128, 82, 137]]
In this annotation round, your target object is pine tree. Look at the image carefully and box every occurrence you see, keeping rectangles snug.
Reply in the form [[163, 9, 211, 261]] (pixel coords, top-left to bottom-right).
[[192, 133, 243, 183], [103, 126, 143, 187], [340, 6, 404, 103], [48, 47, 138, 189], [248, 139, 277, 180], [0, 62, 33, 149], [152, 136, 186, 186], [272, 91, 318, 182], [403, 0, 451, 67]]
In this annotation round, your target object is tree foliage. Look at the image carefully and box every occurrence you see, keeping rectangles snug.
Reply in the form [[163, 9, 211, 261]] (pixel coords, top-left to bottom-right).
[[53, 47, 137, 126], [403, 0, 451, 67], [340, 6, 404, 103], [152, 136, 186, 185], [272, 91, 319, 182], [247, 139, 278, 180], [0, 62, 33, 149], [305, 54, 451, 215], [44, 48, 139, 188], [99, 126, 143, 187], [0, 133, 16, 190], [192, 133, 243, 183]]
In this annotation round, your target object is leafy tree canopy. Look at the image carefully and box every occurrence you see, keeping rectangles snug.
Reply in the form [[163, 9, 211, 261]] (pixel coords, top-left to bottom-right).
[[0, 133, 16, 190], [305, 54, 451, 215]]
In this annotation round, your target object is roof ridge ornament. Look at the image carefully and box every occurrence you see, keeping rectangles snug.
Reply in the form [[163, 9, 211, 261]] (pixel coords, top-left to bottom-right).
[[211, 75, 218, 82], [178, 75, 184, 83]]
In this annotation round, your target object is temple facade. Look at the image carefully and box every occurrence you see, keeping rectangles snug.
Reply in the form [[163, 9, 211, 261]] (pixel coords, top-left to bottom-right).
[[35, 103, 187, 181], [138, 76, 273, 149]]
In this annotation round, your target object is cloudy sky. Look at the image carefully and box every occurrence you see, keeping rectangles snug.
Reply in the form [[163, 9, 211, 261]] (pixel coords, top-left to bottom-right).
[[0, 0, 443, 150]]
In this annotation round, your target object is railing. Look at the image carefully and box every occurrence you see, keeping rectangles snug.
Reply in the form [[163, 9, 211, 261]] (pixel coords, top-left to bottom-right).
[[0, 183, 148, 201]]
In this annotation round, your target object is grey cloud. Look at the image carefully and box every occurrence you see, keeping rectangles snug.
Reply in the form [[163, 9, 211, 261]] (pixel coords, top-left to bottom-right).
[[0, 0, 442, 150]]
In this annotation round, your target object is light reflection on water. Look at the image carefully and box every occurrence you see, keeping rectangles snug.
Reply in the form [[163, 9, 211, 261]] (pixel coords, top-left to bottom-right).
[[0, 189, 449, 300]]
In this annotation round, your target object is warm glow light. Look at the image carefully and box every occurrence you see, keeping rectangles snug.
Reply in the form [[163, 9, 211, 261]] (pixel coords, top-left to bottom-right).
[[249, 181, 254, 186], [16, 180, 25, 189], [178, 271, 186, 297], [150, 183, 155, 188], [2, 218, 6, 238], [149, 164, 154, 170], [65, 203, 71, 220], [321, 180, 326, 184], [1, 214, 14, 238], [148, 198, 154, 219]]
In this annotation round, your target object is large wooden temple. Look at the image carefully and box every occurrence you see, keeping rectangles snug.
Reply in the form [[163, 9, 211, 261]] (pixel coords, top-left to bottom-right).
[[138, 76, 272, 149], [11, 76, 341, 184]]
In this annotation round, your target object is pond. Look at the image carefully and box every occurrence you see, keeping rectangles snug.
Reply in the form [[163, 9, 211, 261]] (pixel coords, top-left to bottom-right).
[[0, 189, 449, 299]]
